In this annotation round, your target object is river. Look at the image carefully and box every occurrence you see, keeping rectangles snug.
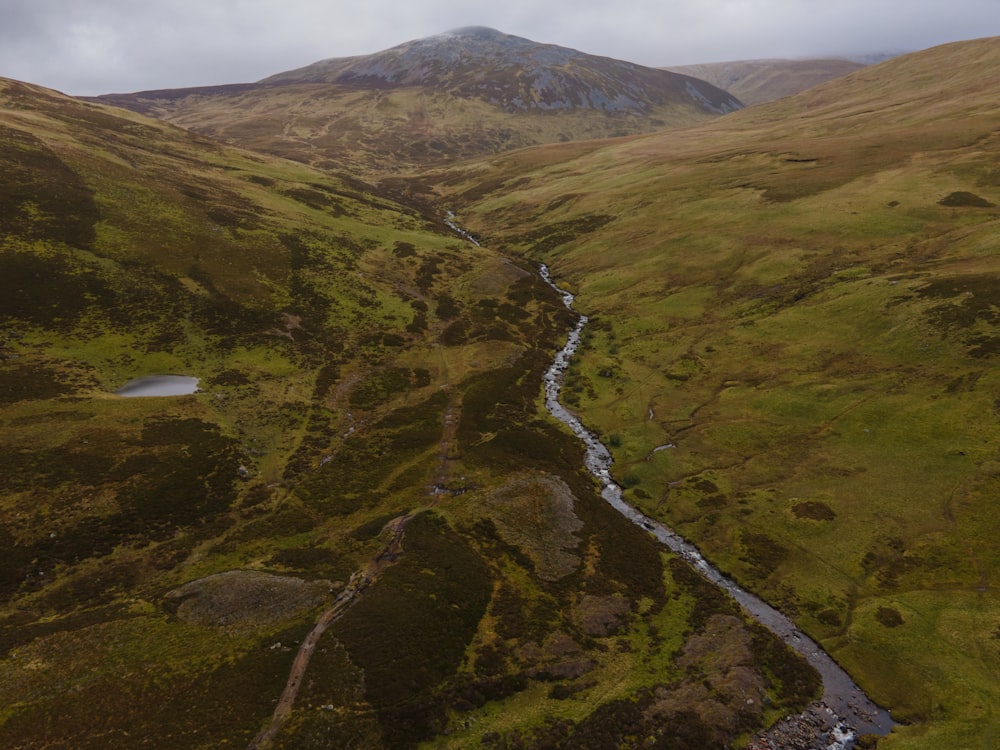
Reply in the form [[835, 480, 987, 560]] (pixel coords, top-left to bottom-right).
[[538, 263, 895, 743]]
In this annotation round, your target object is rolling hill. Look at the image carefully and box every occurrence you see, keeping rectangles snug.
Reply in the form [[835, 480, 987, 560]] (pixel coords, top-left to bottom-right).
[[424, 35, 1000, 749], [0, 77, 816, 749], [6, 26, 1000, 750], [93, 27, 742, 176], [664, 57, 866, 105]]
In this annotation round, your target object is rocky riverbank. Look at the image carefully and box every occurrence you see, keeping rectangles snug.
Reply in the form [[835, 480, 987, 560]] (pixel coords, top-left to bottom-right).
[[748, 702, 875, 750]]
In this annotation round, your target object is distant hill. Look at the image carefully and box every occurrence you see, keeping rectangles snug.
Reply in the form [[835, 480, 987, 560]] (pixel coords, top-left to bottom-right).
[[94, 27, 742, 175], [663, 58, 865, 105]]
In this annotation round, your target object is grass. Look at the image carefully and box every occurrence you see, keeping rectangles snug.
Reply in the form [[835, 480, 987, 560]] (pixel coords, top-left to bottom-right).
[[9, 75, 797, 750], [0, 79, 602, 747], [97, 74, 729, 180], [8, 37, 1000, 748], [430, 36, 1000, 749], [847, 589, 1000, 749]]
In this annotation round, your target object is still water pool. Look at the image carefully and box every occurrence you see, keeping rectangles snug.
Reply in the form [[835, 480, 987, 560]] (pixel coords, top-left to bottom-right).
[[115, 375, 199, 397]]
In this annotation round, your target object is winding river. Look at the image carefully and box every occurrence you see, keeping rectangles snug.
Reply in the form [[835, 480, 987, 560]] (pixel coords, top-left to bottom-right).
[[538, 264, 895, 743]]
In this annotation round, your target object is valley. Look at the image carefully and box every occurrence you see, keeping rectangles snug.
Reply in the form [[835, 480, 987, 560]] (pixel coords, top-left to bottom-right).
[[425, 35, 1000, 749], [537, 262, 891, 739], [2, 27, 1000, 750]]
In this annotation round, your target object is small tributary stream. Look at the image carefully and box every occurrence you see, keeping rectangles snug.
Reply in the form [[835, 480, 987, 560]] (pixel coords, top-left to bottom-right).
[[538, 264, 895, 743]]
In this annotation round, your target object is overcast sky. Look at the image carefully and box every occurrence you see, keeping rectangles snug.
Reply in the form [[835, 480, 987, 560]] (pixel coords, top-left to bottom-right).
[[1, 0, 997, 96]]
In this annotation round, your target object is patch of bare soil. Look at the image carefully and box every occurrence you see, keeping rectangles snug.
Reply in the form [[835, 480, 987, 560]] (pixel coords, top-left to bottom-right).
[[515, 631, 596, 680], [575, 593, 631, 637]]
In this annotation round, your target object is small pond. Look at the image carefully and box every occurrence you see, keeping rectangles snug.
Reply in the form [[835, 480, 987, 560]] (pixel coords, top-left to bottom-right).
[[115, 375, 200, 397]]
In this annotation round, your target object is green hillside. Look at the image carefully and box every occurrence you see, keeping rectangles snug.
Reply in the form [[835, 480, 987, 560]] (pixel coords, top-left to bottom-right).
[[428, 36, 1000, 749], [0, 78, 818, 748]]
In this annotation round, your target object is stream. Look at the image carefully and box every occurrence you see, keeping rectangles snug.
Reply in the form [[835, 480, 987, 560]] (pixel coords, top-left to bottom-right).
[[538, 264, 896, 743]]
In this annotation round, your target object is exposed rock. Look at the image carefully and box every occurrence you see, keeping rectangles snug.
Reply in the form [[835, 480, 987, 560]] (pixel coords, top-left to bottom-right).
[[748, 702, 857, 750], [165, 570, 330, 630], [262, 27, 742, 116]]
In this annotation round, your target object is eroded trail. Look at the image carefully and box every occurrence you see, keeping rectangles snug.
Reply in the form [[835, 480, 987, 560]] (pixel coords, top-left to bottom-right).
[[537, 263, 895, 745], [247, 515, 411, 750], [431, 391, 463, 496]]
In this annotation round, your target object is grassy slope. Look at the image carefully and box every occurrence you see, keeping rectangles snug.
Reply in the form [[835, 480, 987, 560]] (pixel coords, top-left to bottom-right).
[[0, 75, 496, 747], [664, 58, 865, 105], [434, 36, 1000, 749], [0, 79, 818, 749], [96, 83, 724, 178]]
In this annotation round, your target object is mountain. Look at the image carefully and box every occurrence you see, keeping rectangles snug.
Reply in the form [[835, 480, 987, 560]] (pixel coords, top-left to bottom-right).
[[94, 27, 742, 175], [663, 57, 865, 105], [0, 78, 813, 749], [262, 26, 741, 114], [422, 36, 1000, 749]]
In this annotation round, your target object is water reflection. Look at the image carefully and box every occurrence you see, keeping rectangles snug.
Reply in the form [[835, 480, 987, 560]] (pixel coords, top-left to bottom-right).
[[115, 375, 199, 397]]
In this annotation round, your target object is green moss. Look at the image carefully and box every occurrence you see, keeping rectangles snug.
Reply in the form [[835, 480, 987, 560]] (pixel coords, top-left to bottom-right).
[[0, 618, 310, 749]]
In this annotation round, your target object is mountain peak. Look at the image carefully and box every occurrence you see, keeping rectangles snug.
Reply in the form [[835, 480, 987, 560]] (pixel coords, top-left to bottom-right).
[[261, 28, 741, 116]]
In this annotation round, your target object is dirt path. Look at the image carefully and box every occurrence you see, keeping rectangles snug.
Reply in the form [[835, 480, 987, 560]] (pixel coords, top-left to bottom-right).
[[431, 390, 462, 495], [247, 514, 411, 750]]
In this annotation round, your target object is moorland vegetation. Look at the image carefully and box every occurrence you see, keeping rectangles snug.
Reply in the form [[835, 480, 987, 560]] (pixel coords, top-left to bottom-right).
[[2, 30, 999, 750], [0, 74, 814, 749], [427, 35, 1000, 750]]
